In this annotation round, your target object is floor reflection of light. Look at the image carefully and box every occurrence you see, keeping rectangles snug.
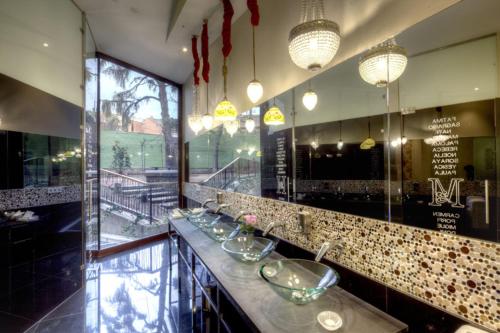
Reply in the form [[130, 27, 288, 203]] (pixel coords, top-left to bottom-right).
[[86, 242, 174, 333]]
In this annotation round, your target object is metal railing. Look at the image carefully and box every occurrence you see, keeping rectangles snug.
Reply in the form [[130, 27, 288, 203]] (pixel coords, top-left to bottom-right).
[[201, 157, 259, 190], [100, 169, 178, 223]]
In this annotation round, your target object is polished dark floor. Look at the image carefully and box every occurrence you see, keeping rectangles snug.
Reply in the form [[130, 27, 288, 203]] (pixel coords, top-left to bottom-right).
[[23, 240, 175, 333]]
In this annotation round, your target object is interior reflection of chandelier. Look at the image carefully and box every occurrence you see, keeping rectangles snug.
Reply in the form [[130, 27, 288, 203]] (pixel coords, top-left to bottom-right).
[[391, 136, 408, 147], [424, 135, 449, 145], [224, 119, 239, 137], [245, 118, 256, 133], [188, 114, 203, 135], [288, 0, 341, 71], [359, 38, 407, 87], [263, 102, 285, 126], [310, 140, 319, 150]]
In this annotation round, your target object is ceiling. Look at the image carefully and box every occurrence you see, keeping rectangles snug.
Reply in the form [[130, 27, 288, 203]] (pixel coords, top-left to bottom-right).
[[75, 0, 247, 84]]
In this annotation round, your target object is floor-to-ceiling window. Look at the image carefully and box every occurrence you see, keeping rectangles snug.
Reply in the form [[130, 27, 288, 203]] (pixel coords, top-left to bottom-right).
[[85, 54, 180, 252]]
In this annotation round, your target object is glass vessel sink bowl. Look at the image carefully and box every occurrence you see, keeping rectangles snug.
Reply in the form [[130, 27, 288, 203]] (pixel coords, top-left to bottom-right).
[[204, 221, 240, 242], [188, 212, 221, 229], [222, 236, 277, 263], [259, 259, 340, 304]]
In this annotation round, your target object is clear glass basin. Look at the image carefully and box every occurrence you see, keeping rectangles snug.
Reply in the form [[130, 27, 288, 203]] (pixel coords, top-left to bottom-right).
[[204, 221, 240, 242], [222, 236, 277, 263], [259, 259, 339, 304], [188, 212, 221, 228]]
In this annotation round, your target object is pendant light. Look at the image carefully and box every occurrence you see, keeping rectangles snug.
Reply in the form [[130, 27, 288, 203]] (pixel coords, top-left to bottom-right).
[[224, 119, 239, 137], [360, 119, 375, 150], [188, 35, 203, 135], [337, 121, 343, 150], [246, 1, 263, 104], [215, 0, 237, 122], [302, 80, 318, 111], [288, 0, 341, 71], [264, 99, 285, 126], [245, 118, 256, 133], [359, 38, 407, 87], [201, 20, 214, 130]]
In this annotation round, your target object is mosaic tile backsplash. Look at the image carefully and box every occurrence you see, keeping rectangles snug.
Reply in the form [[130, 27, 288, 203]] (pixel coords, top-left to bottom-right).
[[183, 182, 499, 332], [0, 185, 81, 211]]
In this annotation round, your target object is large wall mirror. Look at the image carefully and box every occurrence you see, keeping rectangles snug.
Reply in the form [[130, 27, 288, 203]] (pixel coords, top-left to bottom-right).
[[186, 0, 499, 243]]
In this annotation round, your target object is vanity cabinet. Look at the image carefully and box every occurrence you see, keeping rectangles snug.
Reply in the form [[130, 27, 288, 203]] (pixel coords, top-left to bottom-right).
[[169, 233, 256, 333]]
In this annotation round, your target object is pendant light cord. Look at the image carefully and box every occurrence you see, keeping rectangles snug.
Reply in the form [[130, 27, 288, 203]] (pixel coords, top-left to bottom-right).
[[223, 58, 228, 99], [339, 121, 342, 140], [252, 26, 256, 79]]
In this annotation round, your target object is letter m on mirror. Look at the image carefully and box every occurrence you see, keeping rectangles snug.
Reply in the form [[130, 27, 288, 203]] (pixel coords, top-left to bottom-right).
[[428, 178, 464, 208]]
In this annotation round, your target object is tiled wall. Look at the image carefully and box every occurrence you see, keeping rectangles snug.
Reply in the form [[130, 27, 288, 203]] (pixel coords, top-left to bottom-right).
[[183, 182, 498, 332], [0, 185, 81, 211]]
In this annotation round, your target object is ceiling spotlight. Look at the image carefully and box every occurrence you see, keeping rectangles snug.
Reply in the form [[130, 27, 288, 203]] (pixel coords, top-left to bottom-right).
[[43, 42, 49, 47], [182, 47, 188, 53], [359, 38, 407, 87]]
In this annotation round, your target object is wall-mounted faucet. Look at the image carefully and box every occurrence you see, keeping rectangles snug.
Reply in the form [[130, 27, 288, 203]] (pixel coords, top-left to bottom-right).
[[233, 211, 251, 223], [214, 203, 230, 214], [315, 240, 344, 262], [315, 242, 332, 262], [201, 199, 216, 208], [262, 221, 284, 236]]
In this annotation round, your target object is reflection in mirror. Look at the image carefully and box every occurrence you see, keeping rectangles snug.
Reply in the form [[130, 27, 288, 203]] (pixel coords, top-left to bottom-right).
[[188, 108, 261, 196], [292, 55, 388, 219], [390, 0, 500, 242], [0, 131, 81, 189]]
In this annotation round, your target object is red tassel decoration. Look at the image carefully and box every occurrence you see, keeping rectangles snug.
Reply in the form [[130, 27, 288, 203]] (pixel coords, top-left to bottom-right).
[[191, 36, 200, 86], [221, 0, 234, 58], [247, 0, 260, 26], [201, 21, 210, 83]]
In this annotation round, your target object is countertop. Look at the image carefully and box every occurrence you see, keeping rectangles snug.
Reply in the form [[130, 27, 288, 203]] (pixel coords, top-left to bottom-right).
[[169, 216, 408, 333]]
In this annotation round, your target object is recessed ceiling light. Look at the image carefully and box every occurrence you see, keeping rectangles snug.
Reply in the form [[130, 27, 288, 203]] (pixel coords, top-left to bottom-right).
[[474, 87, 479, 91], [43, 42, 49, 47], [182, 47, 188, 53]]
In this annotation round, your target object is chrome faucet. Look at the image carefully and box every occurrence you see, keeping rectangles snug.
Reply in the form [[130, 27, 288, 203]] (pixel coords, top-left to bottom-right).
[[201, 199, 216, 208], [315, 242, 332, 262], [263, 221, 283, 236], [315, 240, 344, 261], [233, 211, 250, 223], [213, 203, 230, 214]]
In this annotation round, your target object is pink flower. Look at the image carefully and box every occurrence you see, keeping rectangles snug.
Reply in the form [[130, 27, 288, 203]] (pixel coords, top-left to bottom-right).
[[244, 214, 257, 226]]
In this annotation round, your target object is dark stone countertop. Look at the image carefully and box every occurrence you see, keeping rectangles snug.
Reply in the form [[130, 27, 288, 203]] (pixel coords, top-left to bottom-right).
[[169, 216, 408, 333]]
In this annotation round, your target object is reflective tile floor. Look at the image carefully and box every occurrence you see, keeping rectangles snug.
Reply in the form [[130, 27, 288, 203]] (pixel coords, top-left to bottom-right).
[[24, 240, 176, 333]]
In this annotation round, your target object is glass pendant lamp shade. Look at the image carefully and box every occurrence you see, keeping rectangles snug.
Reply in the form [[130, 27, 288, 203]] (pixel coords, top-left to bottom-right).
[[302, 90, 318, 111], [214, 99, 237, 121], [245, 118, 256, 133], [247, 80, 264, 104], [337, 140, 343, 150], [263, 105, 285, 126], [224, 119, 239, 137], [359, 39, 407, 87], [188, 114, 203, 135], [288, 0, 340, 71], [202, 114, 214, 130]]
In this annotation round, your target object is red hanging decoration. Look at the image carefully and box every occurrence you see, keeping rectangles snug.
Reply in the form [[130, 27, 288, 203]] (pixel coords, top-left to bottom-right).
[[221, 0, 234, 58], [201, 21, 210, 83], [191, 36, 200, 86], [247, 0, 260, 26]]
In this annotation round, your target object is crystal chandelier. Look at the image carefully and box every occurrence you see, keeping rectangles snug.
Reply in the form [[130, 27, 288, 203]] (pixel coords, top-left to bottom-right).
[[202, 113, 214, 130], [188, 113, 203, 135], [288, 0, 341, 71], [245, 118, 256, 133], [359, 38, 408, 87], [224, 119, 239, 137], [263, 102, 285, 126]]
